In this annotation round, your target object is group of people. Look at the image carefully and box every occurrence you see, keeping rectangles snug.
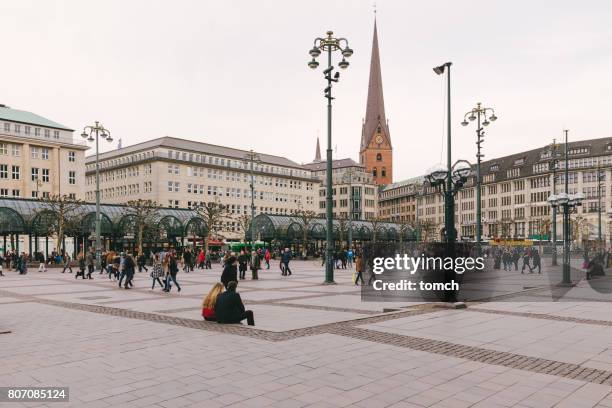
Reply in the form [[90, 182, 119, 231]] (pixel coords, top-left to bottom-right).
[[491, 247, 542, 274], [319, 248, 354, 269]]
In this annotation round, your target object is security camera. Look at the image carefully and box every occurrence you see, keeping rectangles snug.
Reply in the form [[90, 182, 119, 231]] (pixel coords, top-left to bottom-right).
[[323, 66, 334, 75]]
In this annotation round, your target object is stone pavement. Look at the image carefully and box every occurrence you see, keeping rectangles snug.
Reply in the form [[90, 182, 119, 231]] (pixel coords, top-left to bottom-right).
[[0, 260, 611, 407]]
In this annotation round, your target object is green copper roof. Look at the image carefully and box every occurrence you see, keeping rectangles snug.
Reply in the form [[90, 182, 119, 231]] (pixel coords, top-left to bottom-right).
[[0, 105, 73, 131]]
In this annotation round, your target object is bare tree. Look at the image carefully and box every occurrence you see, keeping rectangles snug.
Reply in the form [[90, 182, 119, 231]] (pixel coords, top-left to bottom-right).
[[292, 208, 318, 258], [124, 199, 161, 254], [419, 219, 435, 242], [336, 213, 349, 247], [38, 194, 85, 255], [235, 214, 252, 242], [194, 199, 232, 252], [369, 216, 385, 243]]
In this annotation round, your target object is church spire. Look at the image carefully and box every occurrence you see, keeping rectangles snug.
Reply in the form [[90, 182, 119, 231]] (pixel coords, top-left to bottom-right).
[[360, 18, 390, 151], [314, 136, 321, 162]]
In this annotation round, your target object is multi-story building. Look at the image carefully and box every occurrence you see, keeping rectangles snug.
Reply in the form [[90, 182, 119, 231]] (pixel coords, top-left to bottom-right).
[[85, 137, 319, 239], [378, 176, 424, 223], [417, 137, 612, 244], [0, 104, 87, 199], [303, 143, 378, 220]]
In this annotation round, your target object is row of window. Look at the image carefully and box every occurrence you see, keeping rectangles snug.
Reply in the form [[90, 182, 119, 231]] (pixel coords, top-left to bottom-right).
[[0, 165, 75, 184], [0, 143, 76, 161], [2, 122, 60, 139]]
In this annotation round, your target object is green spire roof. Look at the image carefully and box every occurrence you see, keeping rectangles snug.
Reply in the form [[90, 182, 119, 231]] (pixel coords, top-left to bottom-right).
[[0, 104, 73, 131]]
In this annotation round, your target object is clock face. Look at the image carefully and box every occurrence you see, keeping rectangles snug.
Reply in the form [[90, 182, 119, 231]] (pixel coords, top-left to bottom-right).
[[375, 135, 383, 144]]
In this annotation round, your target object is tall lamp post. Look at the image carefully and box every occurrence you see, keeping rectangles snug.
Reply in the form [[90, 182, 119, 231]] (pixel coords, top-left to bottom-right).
[[81, 122, 112, 270], [461, 103, 497, 256], [308, 31, 353, 284], [433, 62, 456, 244], [597, 165, 604, 249], [547, 130, 584, 285], [244, 150, 261, 250], [342, 170, 354, 250], [549, 139, 561, 266]]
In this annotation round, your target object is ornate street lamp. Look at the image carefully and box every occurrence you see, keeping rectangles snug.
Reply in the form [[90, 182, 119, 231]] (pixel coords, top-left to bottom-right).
[[243, 150, 261, 250], [81, 121, 113, 270], [547, 131, 585, 286], [308, 31, 353, 284], [342, 169, 355, 251], [461, 103, 497, 256]]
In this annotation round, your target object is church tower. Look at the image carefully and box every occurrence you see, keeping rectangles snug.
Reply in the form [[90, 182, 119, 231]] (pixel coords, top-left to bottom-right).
[[359, 19, 392, 186]]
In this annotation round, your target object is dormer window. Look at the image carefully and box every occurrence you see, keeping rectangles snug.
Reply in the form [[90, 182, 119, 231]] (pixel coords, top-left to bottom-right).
[[513, 158, 525, 166], [489, 164, 499, 172], [568, 147, 589, 155]]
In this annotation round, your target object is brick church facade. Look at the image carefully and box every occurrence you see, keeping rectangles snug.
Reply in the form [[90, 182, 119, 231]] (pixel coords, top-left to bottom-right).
[[359, 19, 393, 186]]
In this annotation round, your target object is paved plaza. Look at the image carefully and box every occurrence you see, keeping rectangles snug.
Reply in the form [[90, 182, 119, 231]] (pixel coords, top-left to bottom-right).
[[1, 260, 612, 407]]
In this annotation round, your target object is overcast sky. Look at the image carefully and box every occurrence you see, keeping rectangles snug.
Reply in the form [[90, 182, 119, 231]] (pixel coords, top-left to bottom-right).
[[1, 0, 611, 181]]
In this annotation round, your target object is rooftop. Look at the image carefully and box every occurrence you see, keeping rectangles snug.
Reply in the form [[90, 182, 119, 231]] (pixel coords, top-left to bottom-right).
[[0, 104, 73, 131], [302, 158, 364, 171], [86, 136, 306, 169]]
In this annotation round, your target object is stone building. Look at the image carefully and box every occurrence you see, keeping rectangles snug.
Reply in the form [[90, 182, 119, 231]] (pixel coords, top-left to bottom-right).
[[303, 139, 378, 220], [417, 137, 612, 245], [0, 104, 87, 200], [85, 137, 319, 240], [378, 176, 424, 224]]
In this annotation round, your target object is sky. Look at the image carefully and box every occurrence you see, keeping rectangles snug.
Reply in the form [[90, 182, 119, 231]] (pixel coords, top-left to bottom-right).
[[1, 0, 612, 181]]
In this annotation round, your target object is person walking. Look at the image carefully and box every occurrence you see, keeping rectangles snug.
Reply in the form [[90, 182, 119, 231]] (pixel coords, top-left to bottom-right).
[[220, 255, 238, 289], [164, 252, 181, 292], [250, 250, 261, 280], [282, 248, 292, 276], [531, 250, 541, 274], [238, 250, 248, 280], [86, 249, 95, 279], [215, 281, 254, 326], [61, 254, 72, 273], [182, 249, 192, 273], [354, 253, 364, 285], [76, 252, 86, 279], [150, 253, 165, 290], [521, 251, 532, 274], [197, 249, 205, 269], [38, 257, 47, 273], [123, 253, 136, 289], [137, 252, 148, 273], [118, 252, 128, 287], [347, 248, 354, 268], [264, 248, 271, 269]]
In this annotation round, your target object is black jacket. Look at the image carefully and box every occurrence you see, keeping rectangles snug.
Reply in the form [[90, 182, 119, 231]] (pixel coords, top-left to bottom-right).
[[215, 290, 245, 324], [221, 264, 237, 288]]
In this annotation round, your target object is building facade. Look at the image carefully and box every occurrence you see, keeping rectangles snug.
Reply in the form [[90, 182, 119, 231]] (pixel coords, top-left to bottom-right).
[[378, 177, 424, 224], [417, 137, 612, 245], [303, 154, 378, 221], [85, 137, 319, 240], [0, 104, 87, 200], [359, 19, 393, 186]]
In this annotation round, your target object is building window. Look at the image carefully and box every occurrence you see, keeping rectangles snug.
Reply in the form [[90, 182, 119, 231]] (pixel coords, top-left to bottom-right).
[[42, 168, 49, 182], [31, 167, 39, 181], [31, 147, 39, 159], [42, 192, 49, 198], [53, 130, 59, 139], [68, 151, 76, 162], [0, 188, 7, 197], [489, 164, 499, 172], [35, 128, 40, 136], [373, 167, 377, 177], [0, 164, 7, 179], [14, 124, 20, 133], [382, 167, 386, 177], [31, 191, 38, 198], [25, 126, 31, 135], [0, 143, 7, 155], [3, 123, 9, 132], [69, 193, 76, 199], [44, 129, 50, 138], [12, 189, 20, 197], [41, 147, 49, 160], [68, 171, 76, 184], [11, 144, 20, 156], [11, 166, 20, 180], [376, 153, 382, 161]]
